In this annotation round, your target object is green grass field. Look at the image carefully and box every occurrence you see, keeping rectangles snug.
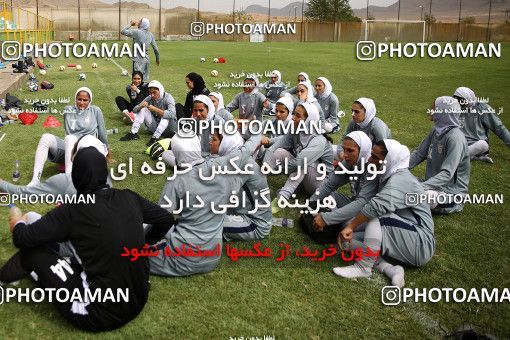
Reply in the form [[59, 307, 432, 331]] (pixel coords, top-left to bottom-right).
[[0, 41, 509, 339]]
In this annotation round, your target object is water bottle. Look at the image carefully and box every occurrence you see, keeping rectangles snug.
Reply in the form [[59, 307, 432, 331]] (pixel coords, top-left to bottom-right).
[[12, 160, 20, 182], [106, 128, 119, 135], [272, 217, 294, 228]]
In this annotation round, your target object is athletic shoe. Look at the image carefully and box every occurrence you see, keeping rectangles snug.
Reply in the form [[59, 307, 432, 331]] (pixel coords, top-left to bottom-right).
[[263, 108, 276, 116], [0, 251, 29, 285], [123, 111, 135, 123], [473, 155, 494, 164], [146, 136, 160, 146], [333, 264, 372, 279], [120, 132, 139, 141]]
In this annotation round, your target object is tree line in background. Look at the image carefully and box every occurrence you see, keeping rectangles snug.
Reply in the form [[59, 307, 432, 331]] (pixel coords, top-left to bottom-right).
[[304, 0, 482, 24], [305, 0, 360, 22]]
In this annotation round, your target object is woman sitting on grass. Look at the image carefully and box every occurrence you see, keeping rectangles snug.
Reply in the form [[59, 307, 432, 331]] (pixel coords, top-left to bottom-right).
[[336, 98, 391, 161], [1, 147, 174, 331], [226, 75, 269, 121], [209, 92, 233, 121], [115, 71, 149, 123], [263, 102, 334, 214], [161, 95, 224, 167], [453, 86, 510, 163], [208, 130, 273, 241], [176, 72, 210, 119], [149, 132, 261, 277], [409, 96, 470, 215], [256, 96, 294, 162], [120, 80, 177, 146], [294, 81, 325, 128], [27, 87, 109, 187], [1, 135, 109, 196], [334, 139, 435, 288], [301, 131, 379, 245], [282, 72, 314, 97], [315, 76, 340, 133]]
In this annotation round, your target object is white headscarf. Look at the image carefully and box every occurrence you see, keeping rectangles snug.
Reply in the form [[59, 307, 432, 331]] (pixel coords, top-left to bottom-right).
[[171, 134, 204, 167], [317, 77, 332, 99], [298, 72, 310, 84], [218, 132, 244, 157], [209, 92, 225, 110], [298, 101, 321, 147], [346, 131, 372, 164], [275, 96, 294, 121], [75, 87, 93, 110], [355, 97, 376, 129], [433, 96, 461, 136], [380, 139, 410, 183], [139, 18, 150, 30], [271, 70, 282, 83], [76, 135, 108, 157], [297, 81, 317, 103], [193, 94, 215, 121], [453, 87, 476, 108], [147, 80, 165, 101]]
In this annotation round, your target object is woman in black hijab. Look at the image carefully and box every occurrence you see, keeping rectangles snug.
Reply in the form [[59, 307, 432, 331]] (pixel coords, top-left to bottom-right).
[[2, 147, 174, 332], [176, 72, 210, 119], [115, 71, 149, 122]]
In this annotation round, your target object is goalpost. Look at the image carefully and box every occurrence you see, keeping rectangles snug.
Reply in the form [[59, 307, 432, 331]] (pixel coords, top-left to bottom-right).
[[362, 20, 426, 43]]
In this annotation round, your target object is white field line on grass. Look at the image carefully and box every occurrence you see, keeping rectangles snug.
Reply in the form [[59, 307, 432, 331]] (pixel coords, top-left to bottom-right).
[[108, 57, 129, 74], [93, 68, 119, 113], [369, 273, 444, 337]]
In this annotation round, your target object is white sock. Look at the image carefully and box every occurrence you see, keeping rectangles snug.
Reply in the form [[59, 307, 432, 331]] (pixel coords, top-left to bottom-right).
[[30, 133, 58, 185], [122, 109, 129, 114], [64, 135, 78, 174], [390, 266, 405, 288], [334, 218, 382, 279], [375, 258, 405, 288]]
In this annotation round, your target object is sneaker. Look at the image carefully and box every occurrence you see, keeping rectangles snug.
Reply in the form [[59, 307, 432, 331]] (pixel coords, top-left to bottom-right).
[[474, 155, 494, 164], [0, 251, 29, 285], [263, 108, 276, 116], [123, 111, 135, 123], [120, 132, 139, 141], [146, 136, 160, 146]]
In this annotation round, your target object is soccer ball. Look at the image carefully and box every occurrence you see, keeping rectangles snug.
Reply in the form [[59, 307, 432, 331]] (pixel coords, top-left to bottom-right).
[[91, 62, 97, 68], [200, 57, 205, 63], [59, 65, 65, 71], [78, 73, 86, 81], [39, 69, 46, 75], [121, 69, 129, 76], [211, 70, 219, 77], [213, 58, 219, 63], [75, 64, 82, 70]]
